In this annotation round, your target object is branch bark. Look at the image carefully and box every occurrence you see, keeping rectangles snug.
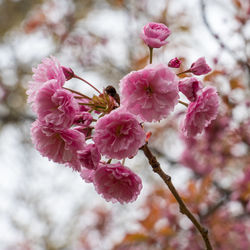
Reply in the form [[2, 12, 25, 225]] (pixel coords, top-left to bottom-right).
[[141, 143, 213, 250]]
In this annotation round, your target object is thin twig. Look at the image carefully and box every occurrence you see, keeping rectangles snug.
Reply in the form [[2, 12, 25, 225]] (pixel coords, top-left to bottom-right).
[[141, 143, 213, 250], [200, 0, 250, 73], [149, 47, 153, 64], [74, 74, 101, 94]]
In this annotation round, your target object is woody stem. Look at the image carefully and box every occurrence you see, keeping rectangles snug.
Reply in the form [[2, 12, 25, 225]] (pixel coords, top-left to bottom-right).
[[141, 143, 213, 250]]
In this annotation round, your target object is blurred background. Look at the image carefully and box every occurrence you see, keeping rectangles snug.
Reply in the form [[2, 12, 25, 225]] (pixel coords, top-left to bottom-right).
[[0, 0, 249, 249]]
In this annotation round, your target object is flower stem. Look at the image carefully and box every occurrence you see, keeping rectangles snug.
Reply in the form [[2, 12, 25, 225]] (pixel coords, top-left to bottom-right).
[[149, 47, 153, 64], [177, 69, 190, 76], [74, 74, 101, 94], [179, 100, 189, 107], [141, 143, 213, 250], [63, 87, 91, 100]]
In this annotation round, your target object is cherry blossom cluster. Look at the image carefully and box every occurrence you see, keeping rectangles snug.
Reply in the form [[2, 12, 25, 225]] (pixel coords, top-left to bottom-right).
[[28, 22, 219, 204]]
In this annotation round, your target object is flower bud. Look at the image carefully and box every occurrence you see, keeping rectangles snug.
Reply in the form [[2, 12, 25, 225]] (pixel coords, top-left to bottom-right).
[[168, 57, 182, 68], [189, 57, 211, 75], [62, 66, 74, 80], [140, 22, 171, 48]]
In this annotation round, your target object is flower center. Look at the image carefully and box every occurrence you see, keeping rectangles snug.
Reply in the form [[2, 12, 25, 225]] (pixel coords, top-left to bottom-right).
[[145, 86, 153, 95], [115, 124, 123, 137]]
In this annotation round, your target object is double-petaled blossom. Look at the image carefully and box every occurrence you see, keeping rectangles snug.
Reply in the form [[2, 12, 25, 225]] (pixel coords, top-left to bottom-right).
[[189, 57, 211, 75], [182, 86, 219, 137], [140, 22, 171, 48], [120, 64, 179, 122], [178, 77, 203, 102], [31, 120, 85, 171], [77, 144, 101, 170], [27, 56, 66, 107], [93, 108, 146, 159], [34, 80, 79, 129], [93, 162, 142, 204]]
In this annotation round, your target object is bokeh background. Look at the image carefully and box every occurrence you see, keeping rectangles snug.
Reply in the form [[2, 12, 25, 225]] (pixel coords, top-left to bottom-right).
[[0, 0, 249, 249]]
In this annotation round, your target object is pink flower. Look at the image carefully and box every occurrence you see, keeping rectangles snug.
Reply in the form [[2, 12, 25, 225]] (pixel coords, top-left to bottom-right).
[[31, 120, 85, 171], [182, 86, 219, 137], [178, 77, 203, 102], [168, 57, 182, 68], [34, 81, 79, 128], [77, 144, 101, 170], [189, 57, 212, 75], [120, 64, 179, 122], [93, 108, 146, 159], [27, 56, 66, 106], [93, 162, 142, 204], [140, 22, 171, 48]]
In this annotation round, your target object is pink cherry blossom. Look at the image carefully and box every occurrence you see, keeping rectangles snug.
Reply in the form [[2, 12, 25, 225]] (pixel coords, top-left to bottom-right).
[[120, 64, 179, 122], [31, 120, 85, 171], [168, 57, 182, 68], [93, 108, 146, 159], [77, 144, 101, 170], [27, 56, 66, 106], [189, 57, 212, 75], [182, 86, 219, 137], [178, 77, 203, 102], [93, 162, 142, 204], [140, 22, 171, 48], [34, 80, 79, 129]]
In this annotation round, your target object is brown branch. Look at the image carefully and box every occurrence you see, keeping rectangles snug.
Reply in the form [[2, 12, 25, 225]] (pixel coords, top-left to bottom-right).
[[141, 143, 213, 250]]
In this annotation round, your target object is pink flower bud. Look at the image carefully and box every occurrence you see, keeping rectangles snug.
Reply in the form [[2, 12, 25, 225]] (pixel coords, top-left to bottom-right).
[[140, 22, 171, 48], [61, 66, 74, 80], [189, 57, 212, 75], [168, 57, 182, 68]]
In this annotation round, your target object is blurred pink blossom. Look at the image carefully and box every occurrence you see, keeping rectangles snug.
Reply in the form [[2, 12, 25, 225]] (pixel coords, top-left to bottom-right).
[[120, 64, 179, 122], [140, 22, 171, 48], [182, 86, 219, 137], [93, 108, 145, 159], [93, 162, 142, 204]]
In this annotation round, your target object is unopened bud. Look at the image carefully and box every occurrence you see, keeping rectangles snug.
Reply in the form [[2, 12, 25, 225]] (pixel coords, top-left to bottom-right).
[[168, 57, 182, 68], [62, 66, 74, 80]]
